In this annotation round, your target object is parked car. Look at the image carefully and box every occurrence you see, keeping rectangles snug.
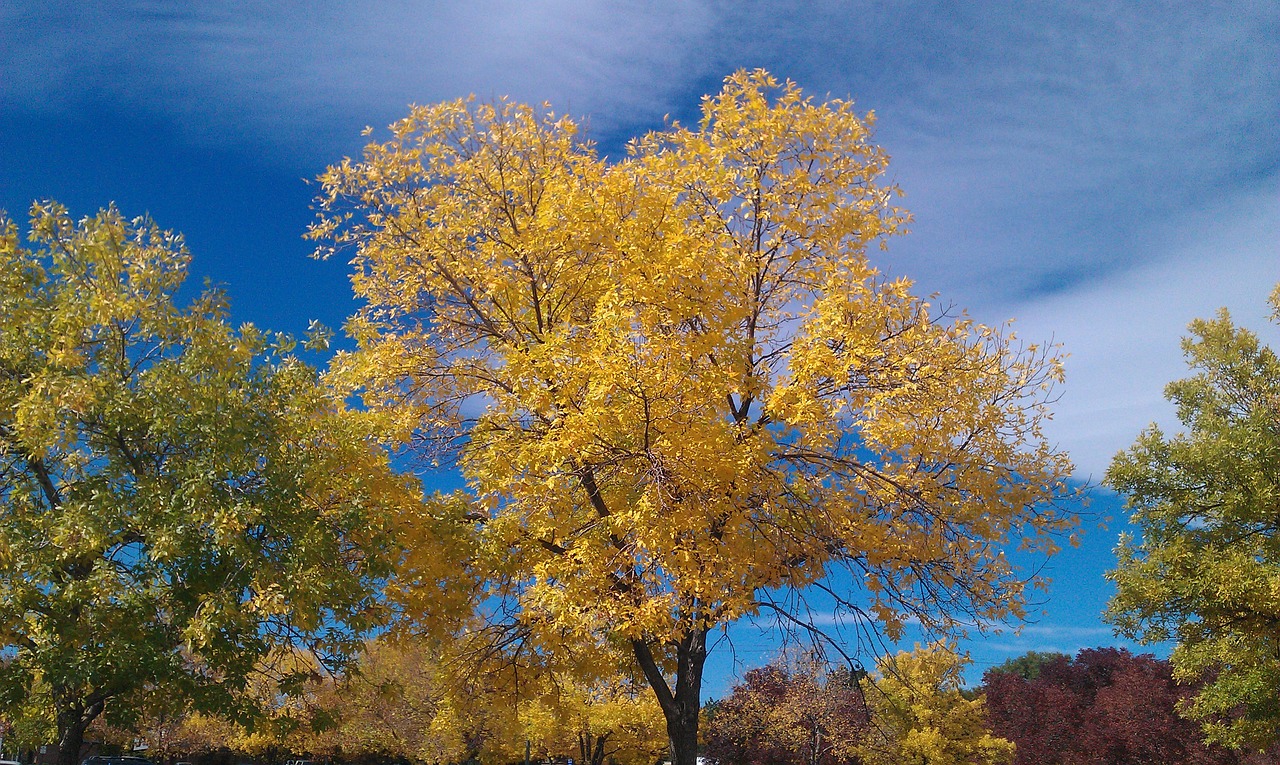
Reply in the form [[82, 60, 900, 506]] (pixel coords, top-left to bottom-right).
[[82, 757, 156, 765]]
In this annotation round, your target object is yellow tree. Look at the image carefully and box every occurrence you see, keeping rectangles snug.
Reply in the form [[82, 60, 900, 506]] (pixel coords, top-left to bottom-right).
[[301, 635, 548, 765], [561, 676, 668, 765], [310, 70, 1076, 765], [288, 639, 444, 762], [316, 628, 534, 765], [511, 655, 668, 765], [858, 644, 1013, 765], [412, 627, 667, 765]]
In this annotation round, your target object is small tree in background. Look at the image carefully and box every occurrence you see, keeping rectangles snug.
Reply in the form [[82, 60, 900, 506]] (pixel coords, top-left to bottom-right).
[[858, 644, 1012, 765], [982, 647, 1270, 765], [705, 654, 868, 765]]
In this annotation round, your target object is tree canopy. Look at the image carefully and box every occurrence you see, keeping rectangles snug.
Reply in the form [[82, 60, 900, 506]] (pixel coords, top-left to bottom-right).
[[1106, 285, 1280, 751], [704, 646, 1013, 765], [982, 647, 1267, 765], [703, 653, 868, 765], [859, 644, 1012, 765], [0, 203, 412, 765], [310, 69, 1077, 765], [985, 651, 1067, 682]]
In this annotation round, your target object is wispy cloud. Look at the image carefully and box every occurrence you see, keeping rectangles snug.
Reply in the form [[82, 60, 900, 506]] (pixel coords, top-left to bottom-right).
[[1004, 624, 1114, 639], [6, 1, 1272, 489], [2, 1, 716, 156], [1000, 183, 1280, 478], [852, 2, 1280, 300]]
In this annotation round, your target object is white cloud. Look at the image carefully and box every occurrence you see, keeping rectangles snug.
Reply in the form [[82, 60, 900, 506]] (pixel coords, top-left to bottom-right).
[[1, 1, 716, 156], [791, 1, 1280, 311], [1005, 624, 1114, 639], [5, 0, 1276, 485], [994, 181, 1280, 479]]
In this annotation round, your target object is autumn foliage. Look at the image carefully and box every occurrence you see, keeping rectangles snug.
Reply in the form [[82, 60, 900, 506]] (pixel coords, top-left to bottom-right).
[[704, 655, 868, 765], [706, 646, 1012, 765], [860, 645, 1012, 765], [982, 648, 1275, 765], [310, 69, 1077, 765]]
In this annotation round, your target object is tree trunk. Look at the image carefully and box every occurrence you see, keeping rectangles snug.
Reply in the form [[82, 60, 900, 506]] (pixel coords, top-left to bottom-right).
[[55, 698, 105, 765], [579, 731, 610, 765], [632, 627, 708, 765], [55, 710, 88, 765]]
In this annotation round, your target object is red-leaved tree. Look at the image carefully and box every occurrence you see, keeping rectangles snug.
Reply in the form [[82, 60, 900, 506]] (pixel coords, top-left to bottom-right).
[[982, 648, 1272, 765], [705, 657, 868, 765]]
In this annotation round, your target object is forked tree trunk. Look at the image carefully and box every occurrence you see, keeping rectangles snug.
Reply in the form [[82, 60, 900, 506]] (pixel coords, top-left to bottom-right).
[[633, 627, 708, 765], [54, 695, 107, 765], [55, 707, 90, 765], [579, 731, 610, 765]]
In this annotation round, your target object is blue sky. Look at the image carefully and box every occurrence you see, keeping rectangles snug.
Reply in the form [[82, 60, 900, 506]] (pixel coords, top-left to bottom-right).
[[2, 1, 1277, 695]]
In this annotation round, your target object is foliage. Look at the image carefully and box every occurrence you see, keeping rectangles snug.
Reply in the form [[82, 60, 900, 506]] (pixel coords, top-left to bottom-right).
[[290, 640, 450, 764], [154, 634, 668, 765], [0, 680, 55, 753], [1106, 285, 1280, 751], [858, 644, 1012, 765], [351, 635, 532, 765], [704, 653, 868, 765], [516, 662, 668, 765], [982, 647, 1266, 765], [0, 203, 415, 764], [151, 710, 243, 759], [985, 651, 1067, 682], [310, 69, 1077, 765], [417, 633, 669, 765]]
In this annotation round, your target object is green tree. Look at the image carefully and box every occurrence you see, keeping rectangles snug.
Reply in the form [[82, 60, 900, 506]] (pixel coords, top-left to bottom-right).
[[1107, 284, 1280, 751], [985, 651, 1068, 682], [310, 70, 1077, 765], [0, 203, 413, 765]]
